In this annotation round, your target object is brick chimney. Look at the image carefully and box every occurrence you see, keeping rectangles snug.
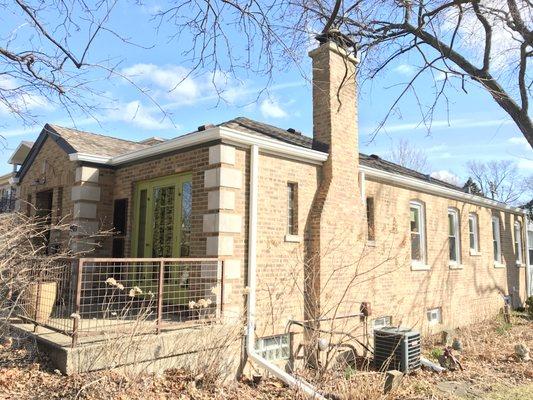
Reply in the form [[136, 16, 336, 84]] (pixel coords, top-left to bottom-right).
[[309, 40, 359, 186], [304, 40, 361, 353]]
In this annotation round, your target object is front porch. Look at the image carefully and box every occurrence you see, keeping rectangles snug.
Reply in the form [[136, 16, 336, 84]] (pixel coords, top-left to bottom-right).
[[11, 257, 225, 346], [9, 257, 231, 374]]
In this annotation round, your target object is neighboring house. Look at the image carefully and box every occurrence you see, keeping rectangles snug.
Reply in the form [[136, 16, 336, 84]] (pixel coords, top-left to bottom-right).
[[10, 41, 529, 370], [0, 141, 33, 214]]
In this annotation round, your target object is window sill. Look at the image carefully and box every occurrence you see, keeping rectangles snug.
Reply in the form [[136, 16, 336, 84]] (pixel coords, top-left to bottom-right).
[[449, 263, 464, 270], [469, 250, 482, 256], [411, 262, 430, 271], [516, 262, 525, 268], [366, 240, 376, 247], [284, 234, 301, 243], [494, 262, 506, 269]]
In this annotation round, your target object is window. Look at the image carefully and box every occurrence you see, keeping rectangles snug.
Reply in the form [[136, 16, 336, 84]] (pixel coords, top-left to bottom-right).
[[112, 199, 128, 258], [366, 197, 375, 241], [287, 183, 298, 235], [514, 221, 523, 265], [255, 334, 291, 361], [410, 201, 426, 264], [468, 213, 479, 253], [528, 230, 533, 267], [427, 307, 442, 325], [448, 208, 460, 264], [492, 216, 502, 263], [372, 316, 392, 332]]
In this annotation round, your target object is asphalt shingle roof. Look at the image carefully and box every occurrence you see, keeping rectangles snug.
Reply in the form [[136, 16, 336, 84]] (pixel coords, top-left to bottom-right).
[[47, 124, 150, 157], [31, 118, 465, 195]]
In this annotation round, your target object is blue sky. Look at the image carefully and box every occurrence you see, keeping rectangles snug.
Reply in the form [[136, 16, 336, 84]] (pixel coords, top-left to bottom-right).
[[1, 2, 531, 184]]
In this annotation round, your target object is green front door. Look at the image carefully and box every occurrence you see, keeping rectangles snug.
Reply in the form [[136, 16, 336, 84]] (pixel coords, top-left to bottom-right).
[[131, 173, 192, 304]]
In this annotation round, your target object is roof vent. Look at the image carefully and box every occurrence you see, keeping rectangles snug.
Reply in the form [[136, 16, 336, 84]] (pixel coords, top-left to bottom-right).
[[287, 128, 302, 135], [370, 154, 380, 160], [198, 124, 215, 131]]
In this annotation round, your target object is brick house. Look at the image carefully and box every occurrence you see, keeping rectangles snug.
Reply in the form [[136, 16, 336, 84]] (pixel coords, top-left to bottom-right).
[[9, 41, 530, 373]]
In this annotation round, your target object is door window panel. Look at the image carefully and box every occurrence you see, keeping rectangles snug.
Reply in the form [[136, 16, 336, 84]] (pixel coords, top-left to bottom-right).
[[152, 186, 175, 258], [180, 181, 192, 257]]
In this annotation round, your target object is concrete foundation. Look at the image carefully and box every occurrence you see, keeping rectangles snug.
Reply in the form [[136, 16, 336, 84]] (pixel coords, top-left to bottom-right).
[[10, 319, 243, 376]]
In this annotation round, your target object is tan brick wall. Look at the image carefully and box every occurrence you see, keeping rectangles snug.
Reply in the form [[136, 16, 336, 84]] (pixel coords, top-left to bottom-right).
[[358, 178, 528, 334], [18, 137, 75, 250], [254, 153, 320, 337]]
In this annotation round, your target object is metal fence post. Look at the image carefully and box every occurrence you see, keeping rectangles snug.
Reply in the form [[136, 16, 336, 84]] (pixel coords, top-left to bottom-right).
[[71, 259, 83, 348], [156, 260, 164, 334], [216, 260, 224, 320]]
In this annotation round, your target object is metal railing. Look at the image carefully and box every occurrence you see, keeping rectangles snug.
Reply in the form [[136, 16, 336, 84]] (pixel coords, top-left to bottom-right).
[[16, 258, 224, 347]]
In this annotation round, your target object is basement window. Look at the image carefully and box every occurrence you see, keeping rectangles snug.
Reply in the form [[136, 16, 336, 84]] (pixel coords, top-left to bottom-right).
[[366, 197, 375, 241], [426, 307, 442, 325], [372, 316, 392, 332], [255, 334, 290, 361]]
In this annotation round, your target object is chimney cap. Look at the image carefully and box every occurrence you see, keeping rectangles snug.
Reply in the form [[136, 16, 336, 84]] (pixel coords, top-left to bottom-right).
[[287, 128, 302, 135], [198, 124, 215, 131]]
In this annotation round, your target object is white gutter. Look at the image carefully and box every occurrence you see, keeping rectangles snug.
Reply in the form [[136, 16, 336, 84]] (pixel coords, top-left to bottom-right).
[[246, 144, 325, 399], [68, 126, 328, 166], [360, 164, 523, 214], [66, 125, 518, 214]]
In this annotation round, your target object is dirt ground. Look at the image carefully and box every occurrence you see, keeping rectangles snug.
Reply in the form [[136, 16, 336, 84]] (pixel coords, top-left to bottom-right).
[[0, 313, 531, 400]]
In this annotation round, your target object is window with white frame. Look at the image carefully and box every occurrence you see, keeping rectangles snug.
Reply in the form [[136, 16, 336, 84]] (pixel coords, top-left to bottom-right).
[[410, 201, 426, 264], [255, 334, 291, 361], [514, 221, 523, 265], [372, 316, 392, 332], [426, 307, 442, 325], [528, 230, 533, 267], [468, 213, 479, 253], [448, 208, 461, 264], [492, 216, 502, 263]]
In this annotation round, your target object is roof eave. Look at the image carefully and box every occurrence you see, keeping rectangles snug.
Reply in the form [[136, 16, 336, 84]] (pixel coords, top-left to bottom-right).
[[71, 126, 329, 166], [360, 164, 523, 213]]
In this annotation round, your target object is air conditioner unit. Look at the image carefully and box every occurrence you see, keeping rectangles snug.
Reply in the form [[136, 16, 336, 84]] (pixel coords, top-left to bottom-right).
[[374, 326, 421, 373]]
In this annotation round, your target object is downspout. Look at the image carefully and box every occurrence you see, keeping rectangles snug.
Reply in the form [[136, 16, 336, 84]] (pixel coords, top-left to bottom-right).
[[246, 144, 326, 399], [524, 210, 531, 297]]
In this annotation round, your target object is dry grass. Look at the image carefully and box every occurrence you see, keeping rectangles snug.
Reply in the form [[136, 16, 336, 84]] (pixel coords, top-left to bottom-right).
[[0, 314, 531, 399]]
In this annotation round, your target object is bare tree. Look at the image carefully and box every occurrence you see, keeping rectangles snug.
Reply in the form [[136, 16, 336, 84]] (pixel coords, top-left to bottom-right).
[[0, 1, 155, 125], [387, 138, 429, 172], [155, 1, 531, 145], [466, 159, 532, 204]]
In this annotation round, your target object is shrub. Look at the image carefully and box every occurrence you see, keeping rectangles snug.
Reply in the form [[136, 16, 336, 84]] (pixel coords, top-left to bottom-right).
[[526, 296, 533, 318]]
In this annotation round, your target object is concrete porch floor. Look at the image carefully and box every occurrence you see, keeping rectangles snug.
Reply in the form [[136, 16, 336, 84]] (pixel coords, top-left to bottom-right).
[[9, 317, 241, 376]]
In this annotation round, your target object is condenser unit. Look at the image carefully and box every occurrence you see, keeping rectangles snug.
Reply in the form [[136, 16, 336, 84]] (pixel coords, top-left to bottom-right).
[[374, 326, 421, 373]]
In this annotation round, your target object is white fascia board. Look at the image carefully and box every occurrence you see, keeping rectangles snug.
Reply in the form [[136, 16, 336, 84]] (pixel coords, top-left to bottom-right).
[[69, 127, 327, 167], [69, 153, 112, 164], [218, 126, 328, 164], [360, 164, 523, 213]]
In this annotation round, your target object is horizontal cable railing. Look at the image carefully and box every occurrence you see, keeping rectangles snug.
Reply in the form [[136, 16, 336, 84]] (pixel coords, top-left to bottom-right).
[[15, 258, 223, 347]]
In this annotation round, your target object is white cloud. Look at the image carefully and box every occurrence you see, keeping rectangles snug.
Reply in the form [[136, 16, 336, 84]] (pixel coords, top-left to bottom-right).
[[517, 158, 533, 171], [394, 64, 415, 75], [260, 98, 288, 119], [383, 117, 513, 133], [122, 63, 200, 102], [508, 136, 528, 145], [430, 170, 462, 186], [107, 101, 175, 130]]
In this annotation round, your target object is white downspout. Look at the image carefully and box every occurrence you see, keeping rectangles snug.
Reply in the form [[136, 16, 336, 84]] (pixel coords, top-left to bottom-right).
[[246, 144, 325, 399]]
